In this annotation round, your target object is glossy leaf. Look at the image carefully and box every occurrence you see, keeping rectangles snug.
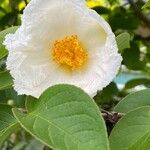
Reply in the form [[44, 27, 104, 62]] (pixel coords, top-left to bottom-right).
[[109, 106, 150, 150], [13, 84, 109, 150], [0, 104, 19, 147], [114, 89, 150, 113]]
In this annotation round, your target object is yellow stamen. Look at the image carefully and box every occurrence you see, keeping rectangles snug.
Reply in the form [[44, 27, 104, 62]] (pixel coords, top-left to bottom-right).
[[52, 35, 88, 71]]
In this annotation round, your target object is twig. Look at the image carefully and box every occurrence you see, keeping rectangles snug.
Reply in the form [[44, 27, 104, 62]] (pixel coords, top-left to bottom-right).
[[101, 109, 124, 135], [9, 0, 16, 11], [102, 110, 124, 124], [128, 0, 150, 28], [24, 0, 28, 6]]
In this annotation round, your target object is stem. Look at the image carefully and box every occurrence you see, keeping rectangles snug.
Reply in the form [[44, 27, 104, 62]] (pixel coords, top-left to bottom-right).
[[24, 0, 28, 6], [102, 110, 124, 135], [128, 0, 150, 28]]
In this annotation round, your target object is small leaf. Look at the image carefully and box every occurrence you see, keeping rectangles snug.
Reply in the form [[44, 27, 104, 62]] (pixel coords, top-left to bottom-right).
[[142, 0, 150, 9], [109, 106, 150, 150], [116, 32, 130, 52], [114, 89, 150, 113], [125, 78, 150, 89], [13, 84, 109, 150], [0, 26, 18, 59], [0, 71, 13, 90], [0, 104, 19, 148], [122, 42, 145, 70], [94, 82, 119, 105]]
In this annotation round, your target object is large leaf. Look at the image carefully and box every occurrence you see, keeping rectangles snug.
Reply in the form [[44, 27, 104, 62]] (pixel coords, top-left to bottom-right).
[[0, 104, 19, 147], [0, 71, 13, 90], [13, 84, 109, 150], [109, 106, 150, 150], [116, 32, 130, 52], [128, 132, 150, 150], [0, 26, 18, 59], [114, 89, 150, 113]]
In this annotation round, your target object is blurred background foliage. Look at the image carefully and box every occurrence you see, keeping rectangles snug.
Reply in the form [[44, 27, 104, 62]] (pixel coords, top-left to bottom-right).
[[0, 0, 150, 149]]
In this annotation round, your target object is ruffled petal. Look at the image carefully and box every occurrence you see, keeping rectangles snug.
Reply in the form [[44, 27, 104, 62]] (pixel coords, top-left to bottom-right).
[[4, 0, 122, 98], [87, 9, 122, 94]]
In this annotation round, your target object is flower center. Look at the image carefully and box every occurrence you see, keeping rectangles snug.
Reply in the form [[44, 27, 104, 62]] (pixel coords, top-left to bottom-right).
[[52, 35, 88, 71]]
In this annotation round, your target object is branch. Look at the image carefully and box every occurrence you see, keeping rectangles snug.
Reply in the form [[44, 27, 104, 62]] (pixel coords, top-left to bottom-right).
[[101, 109, 124, 135], [128, 0, 150, 28], [24, 0, 28, 6]]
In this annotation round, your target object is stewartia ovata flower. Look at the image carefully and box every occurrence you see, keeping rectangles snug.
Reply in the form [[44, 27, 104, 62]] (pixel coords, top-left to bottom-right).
[[3, 0, 122, 98]]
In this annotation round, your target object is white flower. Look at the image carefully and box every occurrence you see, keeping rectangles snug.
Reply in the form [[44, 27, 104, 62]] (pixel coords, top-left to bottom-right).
[[3, 0, 122, 98]]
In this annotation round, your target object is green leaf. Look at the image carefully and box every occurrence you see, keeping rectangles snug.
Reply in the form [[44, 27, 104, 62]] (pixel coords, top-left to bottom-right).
[[128, 132, 150, 150], [92, 6, 110, 14], [13, 84, 109, 150], [142, 0, 150, 9], [0, 104, 19, 148], [109, 106, 150, 150], [0, 88, 26, 107], [0, 90, 7, 103], [123, 42, 145, 70], [5, 88, 26, 107], [125, 78, 150, 89], [0, 71, 13, 90], [114, 89, 150, 113], [107, 0, 119, 5], [94, 82, 119, 105], [109, 7, 140, 30], [25, 96, 38, 113], [116, 32, 130, 52], [0, 26, 18, 59]]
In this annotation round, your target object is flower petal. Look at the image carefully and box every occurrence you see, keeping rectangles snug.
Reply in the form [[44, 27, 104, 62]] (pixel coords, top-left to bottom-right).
[[4, 0, 122, 98]]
